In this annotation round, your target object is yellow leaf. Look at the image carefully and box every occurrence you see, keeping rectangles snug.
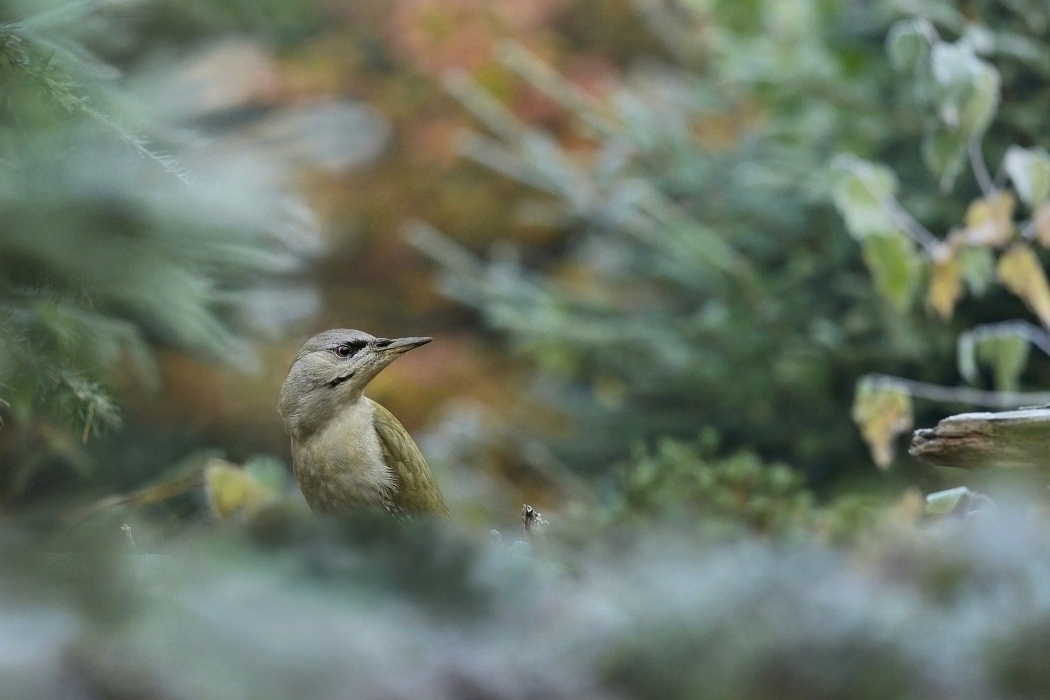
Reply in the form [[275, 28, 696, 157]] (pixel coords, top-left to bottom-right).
[[1034, 203, 1050, 247], [204, 458, 273, 518], [926, 255, 963, 319], [851, 381, 914, 469], [964, 192, 1016, 246], [997, 244, 1050, 328]]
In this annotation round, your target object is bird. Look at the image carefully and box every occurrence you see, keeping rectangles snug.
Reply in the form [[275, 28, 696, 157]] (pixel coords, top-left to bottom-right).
[[278, 329, 450, 518]]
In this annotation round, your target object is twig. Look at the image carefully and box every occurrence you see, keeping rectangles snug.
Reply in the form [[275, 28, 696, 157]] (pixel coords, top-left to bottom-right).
[[121, 523, 137, 555], [847, 161, 940, 253], [881, 198, 941, 254], [521, 504, 546, 543], [868, 373, 1050, 408], [81, 401, 94, 444], [65, 462, 207, 527], [962, 320, 1050, 359], [970, 138, 995, 198]]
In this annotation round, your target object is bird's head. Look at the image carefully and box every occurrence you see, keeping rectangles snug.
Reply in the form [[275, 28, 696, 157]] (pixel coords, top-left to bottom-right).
[[278, 328, 432, 438]]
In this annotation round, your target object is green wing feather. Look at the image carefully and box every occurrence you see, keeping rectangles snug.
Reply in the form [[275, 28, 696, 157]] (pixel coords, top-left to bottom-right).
[[368, 398, 451, 518]]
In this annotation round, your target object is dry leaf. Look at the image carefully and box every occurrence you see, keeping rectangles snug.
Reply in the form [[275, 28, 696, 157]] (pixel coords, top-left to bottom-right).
[[997, 244, 1050, 328], [851, 381, 914, 469], [1035, 203, 1050, 247], [204, 458, 273, 518], [926, 255, 963, 319], [964, 192, 1016, 247]]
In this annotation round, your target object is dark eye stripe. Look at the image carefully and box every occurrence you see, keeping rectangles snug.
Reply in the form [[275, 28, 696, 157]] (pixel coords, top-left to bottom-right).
[[333, 341, 367, 358]]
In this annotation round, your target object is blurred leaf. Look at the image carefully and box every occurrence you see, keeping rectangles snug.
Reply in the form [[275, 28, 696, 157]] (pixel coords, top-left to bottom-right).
[[976, 334, 1030, 392], [958, 330, 978, 384], [205, 458, 277, 518], [851, 379, 913, 469], [830, 155, 900, 240], [1034, 204, 1050, 247], [926, 253, 963, 319], [958, 246, 995, 296], [924, 486, 973, 515], [964, 192, 1016, 247], [922, 123, 968, 192], [862, 232, 922, 312], [930, 41, 1001, 138], [886, 18, 934, 73], [1004, 146, 1050, 208], [997, 244, 1050, 328]]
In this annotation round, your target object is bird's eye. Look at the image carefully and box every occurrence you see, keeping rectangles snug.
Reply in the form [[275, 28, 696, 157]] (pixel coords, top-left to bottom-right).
[[334, 341, 366, 358]]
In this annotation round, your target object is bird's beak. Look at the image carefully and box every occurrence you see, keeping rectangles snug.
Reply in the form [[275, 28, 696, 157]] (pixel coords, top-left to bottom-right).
[[380, 336, 433, 353]]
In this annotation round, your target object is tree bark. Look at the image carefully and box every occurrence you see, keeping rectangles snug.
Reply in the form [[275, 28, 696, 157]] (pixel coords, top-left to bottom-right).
[[910, 407, 1050, 469]]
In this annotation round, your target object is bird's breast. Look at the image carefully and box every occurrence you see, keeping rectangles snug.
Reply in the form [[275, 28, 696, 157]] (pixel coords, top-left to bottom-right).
[[291, 399, 395, 514]]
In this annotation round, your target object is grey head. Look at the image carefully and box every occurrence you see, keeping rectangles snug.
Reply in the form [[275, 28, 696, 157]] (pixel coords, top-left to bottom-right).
[[278, 328, 431, 439]]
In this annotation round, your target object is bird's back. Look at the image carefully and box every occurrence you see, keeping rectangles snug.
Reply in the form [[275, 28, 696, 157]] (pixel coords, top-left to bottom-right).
[[368, 397, 450, 518]]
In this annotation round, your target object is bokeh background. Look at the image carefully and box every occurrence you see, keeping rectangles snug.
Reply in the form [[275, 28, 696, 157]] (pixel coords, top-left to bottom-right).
[[8, 0, 1050, 697]]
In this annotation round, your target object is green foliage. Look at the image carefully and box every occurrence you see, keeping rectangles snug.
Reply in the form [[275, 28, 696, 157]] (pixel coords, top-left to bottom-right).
[[414, 0, 943, 473], [616, 430, 814, 533], [829, 1, 1050, 462], [0, 2, 314, 487]]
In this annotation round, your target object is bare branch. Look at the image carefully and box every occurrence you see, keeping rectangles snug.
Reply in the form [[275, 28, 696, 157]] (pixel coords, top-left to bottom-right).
[[881, 198, 941, 253], [969, 138, 995, 198], [963, 320, 1050, 359], [868, 373, 1050, 408]]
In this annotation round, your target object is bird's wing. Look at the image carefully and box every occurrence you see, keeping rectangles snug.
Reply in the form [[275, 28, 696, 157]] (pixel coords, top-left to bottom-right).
[[367, 397, 451, 518]]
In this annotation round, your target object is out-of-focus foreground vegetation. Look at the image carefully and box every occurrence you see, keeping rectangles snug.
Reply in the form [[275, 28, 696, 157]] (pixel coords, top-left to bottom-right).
[[9, 0, 1050, 697]]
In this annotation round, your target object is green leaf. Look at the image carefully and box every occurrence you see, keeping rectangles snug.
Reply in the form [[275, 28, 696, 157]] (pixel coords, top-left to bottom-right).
[[1004, 145, 1050, 208], [961, 59, 1001, 137], [861, 232, 923, 311], [886, 18, 934, 73], [958, 331, 978, 384], [976, 334, 1030, 392], [958, 246, 995, 296], [925, 486, 973, 515], [922, 123, 968, 192], [930, 41, 1000, 139], [830, 155, 901, 240]]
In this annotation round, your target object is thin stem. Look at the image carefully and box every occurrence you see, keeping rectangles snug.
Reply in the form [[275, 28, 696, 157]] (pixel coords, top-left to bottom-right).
[[81, 401, 94, 444], [848, 160, 940, 253], [970, 138, 995, 198], [882, 198, 940, 253], [868, 373, 1050, 408], [121, 523, 137, 555], [965, 320, 1050, 358]]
